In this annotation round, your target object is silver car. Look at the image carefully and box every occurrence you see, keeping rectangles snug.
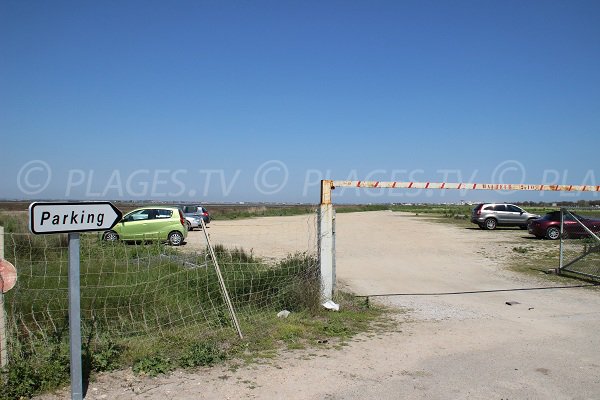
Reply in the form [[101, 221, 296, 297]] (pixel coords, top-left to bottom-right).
[[184, 214, 201, 231], [181, 205, 211, 226], [471, 203, 540, 230]]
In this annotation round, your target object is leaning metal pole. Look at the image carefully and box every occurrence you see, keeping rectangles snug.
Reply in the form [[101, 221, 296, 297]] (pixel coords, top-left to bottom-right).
[[200, 218, 243, 339]]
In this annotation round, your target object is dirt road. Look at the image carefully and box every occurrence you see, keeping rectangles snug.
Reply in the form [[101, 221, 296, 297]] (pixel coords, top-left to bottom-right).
[[56, 211, 600, 399]]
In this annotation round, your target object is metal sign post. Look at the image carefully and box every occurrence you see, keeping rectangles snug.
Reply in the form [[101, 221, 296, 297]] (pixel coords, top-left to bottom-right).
[[28, 202, 122, 400], [68, 233, 83, 400]]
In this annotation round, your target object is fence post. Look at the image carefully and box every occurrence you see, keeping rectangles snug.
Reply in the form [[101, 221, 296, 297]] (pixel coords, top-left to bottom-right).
[[0, 226, 7, 368], [559, 208, 564, 273], [318, 181, 335, 300]]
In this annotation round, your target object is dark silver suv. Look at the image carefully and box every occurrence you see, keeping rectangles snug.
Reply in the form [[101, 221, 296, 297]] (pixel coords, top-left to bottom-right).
[[471, 203, 540, 230]]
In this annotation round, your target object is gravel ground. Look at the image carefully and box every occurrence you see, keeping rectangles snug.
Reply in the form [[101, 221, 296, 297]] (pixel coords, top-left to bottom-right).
[[38, 211, 600, 399]]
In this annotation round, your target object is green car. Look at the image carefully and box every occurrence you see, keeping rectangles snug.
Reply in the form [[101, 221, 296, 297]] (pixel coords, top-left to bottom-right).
[[102, 206, 188, 246]]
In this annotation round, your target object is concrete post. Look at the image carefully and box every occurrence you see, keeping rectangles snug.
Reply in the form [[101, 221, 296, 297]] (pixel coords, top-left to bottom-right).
[[318, 181, 335, 300]]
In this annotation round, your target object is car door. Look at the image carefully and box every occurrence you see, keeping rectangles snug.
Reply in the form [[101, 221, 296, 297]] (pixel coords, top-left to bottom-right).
[[153, 208, 175, 237], [563, 213, 583, 237], [493, 204, 508, 223], [506, 205, 525, 224], [118, 209, 159, 240]]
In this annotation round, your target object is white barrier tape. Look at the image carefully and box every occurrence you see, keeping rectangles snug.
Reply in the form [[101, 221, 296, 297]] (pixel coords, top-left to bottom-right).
[[332, 181, 600, 192]]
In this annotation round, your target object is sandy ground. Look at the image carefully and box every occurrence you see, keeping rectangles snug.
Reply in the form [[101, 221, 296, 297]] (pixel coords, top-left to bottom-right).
[[41, 211, 600, 399]]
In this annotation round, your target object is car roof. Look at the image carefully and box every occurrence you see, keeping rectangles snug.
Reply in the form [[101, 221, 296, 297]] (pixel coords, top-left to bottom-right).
[[130, 206, 180, 211], [479, 203, 528, 207]]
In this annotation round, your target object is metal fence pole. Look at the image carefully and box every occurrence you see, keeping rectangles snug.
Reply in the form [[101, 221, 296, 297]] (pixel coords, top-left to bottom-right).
[[68, 233, 83, 400], [0, 226, 7, 368], [559, 208, 564, 273]]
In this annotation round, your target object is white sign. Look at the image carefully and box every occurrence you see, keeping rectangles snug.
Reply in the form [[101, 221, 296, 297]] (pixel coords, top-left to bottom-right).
[[29, 202, 123, 234]]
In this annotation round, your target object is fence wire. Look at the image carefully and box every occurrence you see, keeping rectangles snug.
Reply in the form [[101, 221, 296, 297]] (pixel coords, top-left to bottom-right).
[[559, 208, 600, 280], [0, 210, 319, 398]]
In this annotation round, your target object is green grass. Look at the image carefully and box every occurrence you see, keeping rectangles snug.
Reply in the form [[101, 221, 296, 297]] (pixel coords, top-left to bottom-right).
[[209, 205, 317, 220]]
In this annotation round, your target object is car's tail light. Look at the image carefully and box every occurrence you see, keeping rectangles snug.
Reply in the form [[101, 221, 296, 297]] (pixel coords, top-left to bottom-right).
[[476, 209, 481, 216], [178, 210, 185, 226], [203, 212, 208, 216]]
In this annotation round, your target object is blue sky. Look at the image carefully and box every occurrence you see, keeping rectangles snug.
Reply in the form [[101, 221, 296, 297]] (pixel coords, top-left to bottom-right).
[[1, 0, 599, 203]]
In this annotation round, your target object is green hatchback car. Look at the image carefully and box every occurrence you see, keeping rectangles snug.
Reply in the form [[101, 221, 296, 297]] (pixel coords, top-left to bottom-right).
[[102, 206, 188, 246]]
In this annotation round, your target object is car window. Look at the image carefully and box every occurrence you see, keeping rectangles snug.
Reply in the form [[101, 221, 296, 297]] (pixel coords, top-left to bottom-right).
[[563, 214, 575, 222], [128, 209, 153, 221], [545, 212, 560, 221], [507, 205, 522, 213], [483, 206, 493, 211], [493, 205, 507, 212], [156, 209, 172, 219], [568, 213, 587, 221]]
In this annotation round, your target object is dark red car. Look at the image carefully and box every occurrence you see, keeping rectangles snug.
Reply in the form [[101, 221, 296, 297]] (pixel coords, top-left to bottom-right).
[[528, 211, 600, 240]]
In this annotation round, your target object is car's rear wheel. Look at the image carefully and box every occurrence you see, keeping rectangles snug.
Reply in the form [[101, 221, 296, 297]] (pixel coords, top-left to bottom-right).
[[168, 231, 184, 246], [546, 226, 560, 240], [102, 230, 119, 242], [185, 221, 192, 231], [484, 218, 497, 230]]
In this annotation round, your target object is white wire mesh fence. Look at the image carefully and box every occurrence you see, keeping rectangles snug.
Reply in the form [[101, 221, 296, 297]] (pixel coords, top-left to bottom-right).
[[559, 208, 600, 280], [0, 210, 319, 397]]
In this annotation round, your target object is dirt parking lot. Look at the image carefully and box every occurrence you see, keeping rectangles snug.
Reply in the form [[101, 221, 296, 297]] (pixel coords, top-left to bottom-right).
[[51, 211, 600, 399]]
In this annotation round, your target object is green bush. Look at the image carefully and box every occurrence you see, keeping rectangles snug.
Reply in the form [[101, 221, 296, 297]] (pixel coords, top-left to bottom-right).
[[179, 342, 226, 368], [133, 355, 174, 376]]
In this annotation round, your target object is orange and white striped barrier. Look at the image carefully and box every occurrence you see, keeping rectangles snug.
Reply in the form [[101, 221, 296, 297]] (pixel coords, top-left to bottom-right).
[[331, 180, 600, 192], [319, 180, 599, 204]]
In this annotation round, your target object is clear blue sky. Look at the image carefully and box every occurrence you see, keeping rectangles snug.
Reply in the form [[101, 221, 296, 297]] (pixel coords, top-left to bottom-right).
[[1, 0, 599, 203]]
